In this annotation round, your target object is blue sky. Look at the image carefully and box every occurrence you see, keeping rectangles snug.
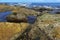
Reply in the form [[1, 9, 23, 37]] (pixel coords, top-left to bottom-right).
[[0, 0, 60, 3]]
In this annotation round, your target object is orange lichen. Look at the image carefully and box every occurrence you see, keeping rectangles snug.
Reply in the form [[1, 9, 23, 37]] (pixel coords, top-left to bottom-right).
[[0, 22, 29, 40], [54, 27, 60, 39]]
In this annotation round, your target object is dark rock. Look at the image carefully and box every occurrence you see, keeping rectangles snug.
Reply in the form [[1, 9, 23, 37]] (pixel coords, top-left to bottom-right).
[[32, 7, 53, 12], [6, 12, 27, 23]]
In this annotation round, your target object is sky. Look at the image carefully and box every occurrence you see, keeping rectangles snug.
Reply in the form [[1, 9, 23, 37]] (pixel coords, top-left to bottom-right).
[[0, 0, 60, 3]]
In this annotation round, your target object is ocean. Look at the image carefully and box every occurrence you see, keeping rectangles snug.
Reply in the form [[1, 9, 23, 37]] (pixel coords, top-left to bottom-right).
[[29, 3, 60, 8]]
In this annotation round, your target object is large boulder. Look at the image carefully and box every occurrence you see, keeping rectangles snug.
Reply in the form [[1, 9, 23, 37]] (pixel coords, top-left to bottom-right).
[[6, 8, 40, 23], [6, 12, 27, 23]]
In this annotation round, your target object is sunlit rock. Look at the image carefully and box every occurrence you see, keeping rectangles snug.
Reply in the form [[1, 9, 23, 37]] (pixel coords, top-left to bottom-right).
[[0, 22, 29, 40]]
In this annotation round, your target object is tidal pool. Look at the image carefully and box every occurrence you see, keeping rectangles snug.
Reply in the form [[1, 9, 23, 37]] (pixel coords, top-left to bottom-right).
[[0, 11, 12, 22]]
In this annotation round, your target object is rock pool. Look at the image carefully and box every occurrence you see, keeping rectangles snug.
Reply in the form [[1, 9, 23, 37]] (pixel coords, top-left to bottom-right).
[[0, 11, 12, 22]]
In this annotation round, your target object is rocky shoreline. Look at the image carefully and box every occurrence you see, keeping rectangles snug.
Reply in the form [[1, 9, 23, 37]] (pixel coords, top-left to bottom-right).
[[0, 5, 60, 40]]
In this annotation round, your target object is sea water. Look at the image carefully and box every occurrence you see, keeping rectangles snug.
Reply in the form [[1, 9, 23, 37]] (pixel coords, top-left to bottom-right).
[[0, 11, 12, 22]]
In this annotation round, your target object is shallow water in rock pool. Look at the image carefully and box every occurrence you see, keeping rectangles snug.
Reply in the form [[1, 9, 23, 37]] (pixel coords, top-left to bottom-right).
[[0, 11, 12, 22]]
